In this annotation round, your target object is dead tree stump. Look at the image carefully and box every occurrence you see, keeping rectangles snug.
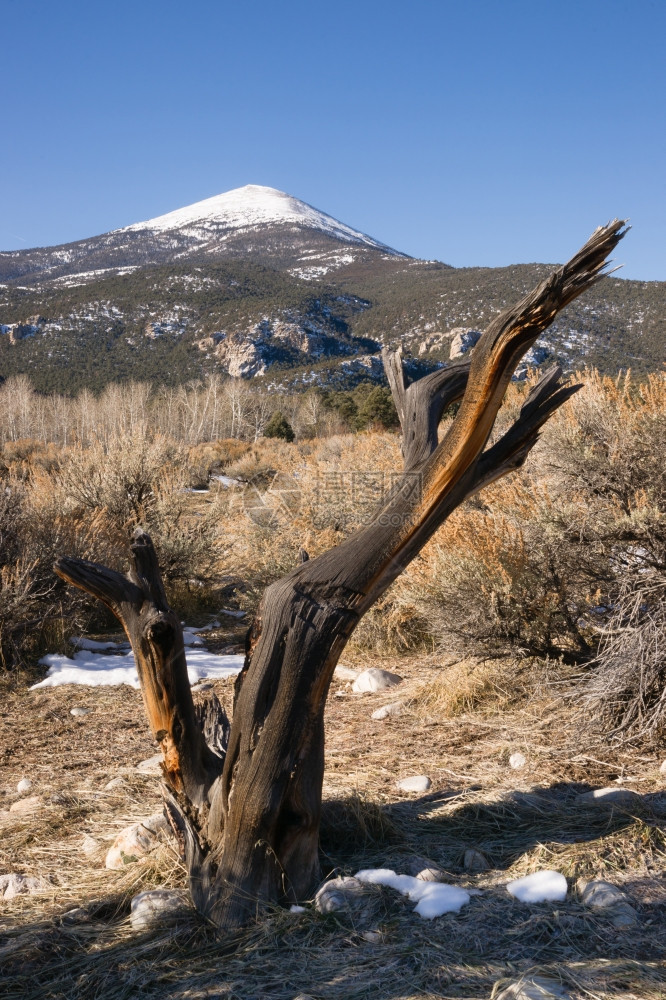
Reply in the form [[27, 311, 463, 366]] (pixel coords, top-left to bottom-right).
[[55, 220, 627, 930]]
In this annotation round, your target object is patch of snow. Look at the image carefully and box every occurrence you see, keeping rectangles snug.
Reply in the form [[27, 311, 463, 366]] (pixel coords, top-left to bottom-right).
[[31, 648, 244, 689], [119, 185, 403, 255], [506, 870, 567, 903], [70, 636, 125, 652], [212, 475, 241, 487], [355, 868, 470, 918]]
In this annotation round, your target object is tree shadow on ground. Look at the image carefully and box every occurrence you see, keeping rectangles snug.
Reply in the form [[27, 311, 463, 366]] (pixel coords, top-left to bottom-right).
[[2, 784, 665, 1000], [346, 781, 666, 874]]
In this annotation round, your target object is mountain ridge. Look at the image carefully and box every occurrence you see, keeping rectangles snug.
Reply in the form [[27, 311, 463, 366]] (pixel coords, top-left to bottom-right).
[[0, 186, 663, 393]]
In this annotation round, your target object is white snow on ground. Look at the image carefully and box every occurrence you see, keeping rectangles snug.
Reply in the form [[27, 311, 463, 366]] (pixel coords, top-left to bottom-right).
[[355, 868, 470, 919], [211, 475, 241, 487], [33, 622, 242, 689], [70, 636, 127, 652], [506, 870, 568, 902], [118, 185, 402, 254], [31, 648, 244, 689]]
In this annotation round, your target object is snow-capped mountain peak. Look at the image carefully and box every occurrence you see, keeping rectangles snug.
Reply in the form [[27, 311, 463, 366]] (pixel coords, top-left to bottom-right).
[[119, 184, 399, 253]]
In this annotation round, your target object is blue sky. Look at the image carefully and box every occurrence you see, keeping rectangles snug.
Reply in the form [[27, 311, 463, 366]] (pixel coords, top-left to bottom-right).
[[2, 0, 664, 279]]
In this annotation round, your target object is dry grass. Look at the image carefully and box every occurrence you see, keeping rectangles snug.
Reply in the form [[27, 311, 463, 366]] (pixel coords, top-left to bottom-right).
[[1, 652, 665, 1000], [1, 369, 665, 996], [410, 658, 512, 717]]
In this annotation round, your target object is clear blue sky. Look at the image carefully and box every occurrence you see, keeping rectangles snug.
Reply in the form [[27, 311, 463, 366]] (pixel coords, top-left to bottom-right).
[[2, 0, 664, 280]]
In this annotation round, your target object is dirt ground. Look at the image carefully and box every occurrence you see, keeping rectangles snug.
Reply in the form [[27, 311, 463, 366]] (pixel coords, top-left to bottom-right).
[[1, 643, 665, 1000]]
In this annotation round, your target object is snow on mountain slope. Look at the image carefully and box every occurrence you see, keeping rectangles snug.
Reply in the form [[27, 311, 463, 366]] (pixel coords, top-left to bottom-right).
[[119, 184, 402, 254]]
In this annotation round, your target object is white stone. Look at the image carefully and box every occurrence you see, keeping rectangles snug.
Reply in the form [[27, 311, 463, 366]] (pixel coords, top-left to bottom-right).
[[609, 903, 639, 928], [289, 904, 306, 913], [580, 880, 637, 926], [16, 778, 32, 794], [415, 867, 445, 882], [82, 835, 101, 858], [105, 821, 159, 869], [509, 752, 527, 769], [352, 668, 403, 694], [580, 880, 628, 909], [361, 929, 382, 943], [577, 786, 642, 808], [130, 888, 188, 930], [9, 795, 41, 815], [506, 870, 567, 903], [495, 976, 572, 1000], [334, 664, 359, 681], [104, 776, 130, 791], [0, 873, 47, 899], [70, 707, 90, 717], [371, 701, 403, 720], [463, 848, 490, 872], [135, 753, 163, 775], [396, 775, 432, 793], [61, 906, 90, 924], [314, 876, 369, 915], [141, 811, 170, 835], [659, 760, 666, 775]]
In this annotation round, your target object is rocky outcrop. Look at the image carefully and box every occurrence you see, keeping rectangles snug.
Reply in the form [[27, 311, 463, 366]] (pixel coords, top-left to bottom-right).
[[0, 316, 46, 343], [449, 328, 482, 358], [210, 312, 367, 377]]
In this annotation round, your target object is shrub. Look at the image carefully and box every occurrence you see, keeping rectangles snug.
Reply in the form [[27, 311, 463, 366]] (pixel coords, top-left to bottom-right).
[[264, 411, 295, 442], [580, 580, 666, 741]]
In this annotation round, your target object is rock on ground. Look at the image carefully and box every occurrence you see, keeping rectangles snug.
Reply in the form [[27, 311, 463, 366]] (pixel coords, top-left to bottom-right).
[[509, 752, 527, 769], [1, 874, 47, 899], [9, 795, 41, 815], [135, 754, 163, 775], [580, 880, 637, 927], [16, 778, 32, 794], [577, 786, 642, 808], [105, 821, 160, 869], [398, 855, 445, 880], [464, 848, 490, 872], [70, 707, 90, 717], [371, 701, 403, 720], [314, 876, 380, 928], [352, 668, 403, 693], [580, 879, 628, 908], [82, 834, 101, 858], [130, 889, 189, 930], [334, 664, 359, 681], [142, 811, 170, 835], [495, 976, 572, 999], [104, 776, 130, 791], [396, 775, 431, 793]]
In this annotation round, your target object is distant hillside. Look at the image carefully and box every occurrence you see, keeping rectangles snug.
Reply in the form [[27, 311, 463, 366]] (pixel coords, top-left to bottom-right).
[[1, 186, 663, 394]]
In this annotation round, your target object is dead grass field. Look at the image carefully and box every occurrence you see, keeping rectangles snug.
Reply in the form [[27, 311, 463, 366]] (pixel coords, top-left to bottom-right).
[[1, 643, 665, 1000]]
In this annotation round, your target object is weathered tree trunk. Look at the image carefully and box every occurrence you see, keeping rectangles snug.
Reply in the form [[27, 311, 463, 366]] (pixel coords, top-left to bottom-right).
[[55, 221, 627, 931]]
